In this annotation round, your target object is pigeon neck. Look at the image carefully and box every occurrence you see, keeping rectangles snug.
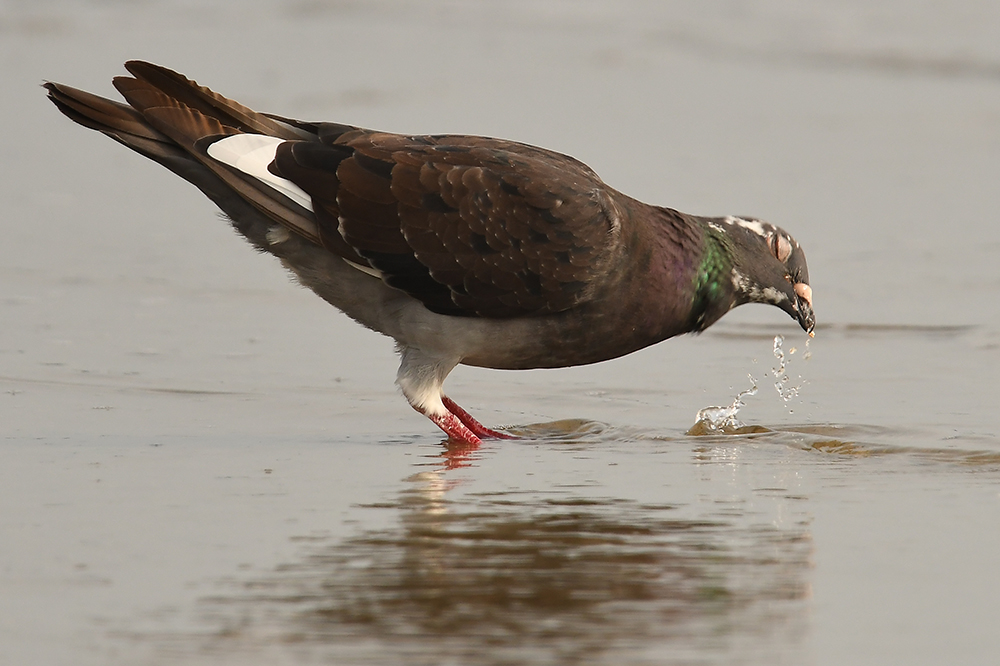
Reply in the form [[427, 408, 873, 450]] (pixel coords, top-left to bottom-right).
[[689, 225, 736, 331]]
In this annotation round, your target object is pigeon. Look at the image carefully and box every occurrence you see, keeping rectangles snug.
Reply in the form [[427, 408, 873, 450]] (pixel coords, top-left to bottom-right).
[[44, 62, 814, 446]]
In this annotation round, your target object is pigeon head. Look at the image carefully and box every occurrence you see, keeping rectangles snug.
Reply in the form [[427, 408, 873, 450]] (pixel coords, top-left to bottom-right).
[[718, 216, 815, 336]]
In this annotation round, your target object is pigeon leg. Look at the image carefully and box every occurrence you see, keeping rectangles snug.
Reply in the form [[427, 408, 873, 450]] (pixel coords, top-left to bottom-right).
[[442, 396, 516, 440], [396, 349, 513, 446], [424, 408, 483, 447]]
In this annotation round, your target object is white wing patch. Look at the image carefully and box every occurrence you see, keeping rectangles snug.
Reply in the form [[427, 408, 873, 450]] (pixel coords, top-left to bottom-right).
[[207, 135, 314, 212]]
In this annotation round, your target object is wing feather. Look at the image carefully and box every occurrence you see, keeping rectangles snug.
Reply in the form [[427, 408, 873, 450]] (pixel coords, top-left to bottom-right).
[[271, 129, 625, 317]]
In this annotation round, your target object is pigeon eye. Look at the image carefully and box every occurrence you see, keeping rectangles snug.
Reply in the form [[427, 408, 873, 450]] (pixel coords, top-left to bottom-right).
[[771, 234, 792, 263]]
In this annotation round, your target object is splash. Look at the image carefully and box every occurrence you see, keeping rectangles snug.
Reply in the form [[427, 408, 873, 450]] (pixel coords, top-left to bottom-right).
[[694, 373, 759, 432], [693, 335, 810, 431]]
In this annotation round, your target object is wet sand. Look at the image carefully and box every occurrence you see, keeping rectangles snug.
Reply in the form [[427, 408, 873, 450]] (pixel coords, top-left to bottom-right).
[[2, 2, 999, 664]]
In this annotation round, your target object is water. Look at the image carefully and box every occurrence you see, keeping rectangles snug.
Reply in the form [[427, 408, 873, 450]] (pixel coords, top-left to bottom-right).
[[2, 2, 1000, 665], [769, 335, 804, 407], [693, 373, 760, 432], [693, 335, 809, 431]]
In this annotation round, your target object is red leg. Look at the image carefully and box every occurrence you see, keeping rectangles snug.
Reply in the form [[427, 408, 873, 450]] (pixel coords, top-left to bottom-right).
[[442, 396, 517, 440], [426, 410, 483, 447]]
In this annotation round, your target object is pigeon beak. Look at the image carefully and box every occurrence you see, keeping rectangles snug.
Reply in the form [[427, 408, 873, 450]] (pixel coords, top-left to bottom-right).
[[793, 282, 815, 336]]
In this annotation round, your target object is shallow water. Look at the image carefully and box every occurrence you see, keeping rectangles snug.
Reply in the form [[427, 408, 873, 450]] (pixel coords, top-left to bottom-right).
[[2, 1, 1000, 665]]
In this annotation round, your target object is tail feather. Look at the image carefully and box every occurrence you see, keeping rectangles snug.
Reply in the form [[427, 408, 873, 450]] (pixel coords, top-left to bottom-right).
[[45, 63, 322, 244], [123, 61, 308, 140], [112, 76, 191, 118], [45, 81, 168, 144], [128, 90, 239, 149]]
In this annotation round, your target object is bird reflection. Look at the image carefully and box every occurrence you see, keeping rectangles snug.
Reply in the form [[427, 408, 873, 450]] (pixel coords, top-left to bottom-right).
[[438, 438, 482, 470], [202, 452, 813, 664]]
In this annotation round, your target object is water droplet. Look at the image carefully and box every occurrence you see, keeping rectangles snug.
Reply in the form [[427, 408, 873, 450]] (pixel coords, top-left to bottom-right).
[[771, 335, 805, 409]]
